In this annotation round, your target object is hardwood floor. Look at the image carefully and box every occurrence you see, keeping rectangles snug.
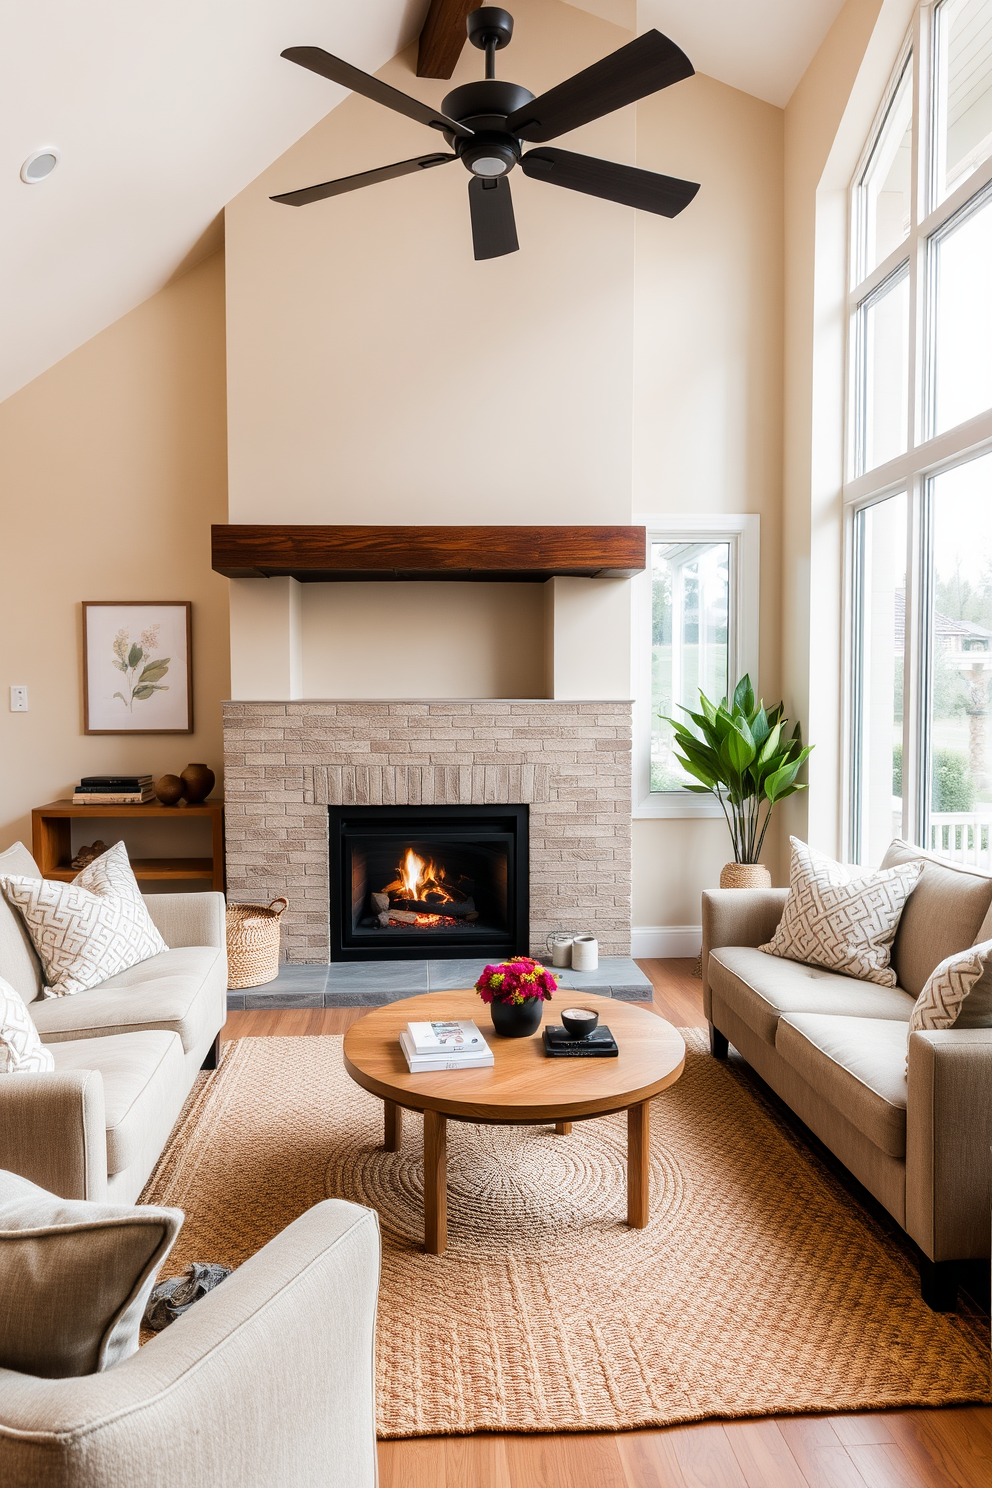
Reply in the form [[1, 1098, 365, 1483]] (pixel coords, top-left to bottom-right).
[[222, 959, 992, 1488]]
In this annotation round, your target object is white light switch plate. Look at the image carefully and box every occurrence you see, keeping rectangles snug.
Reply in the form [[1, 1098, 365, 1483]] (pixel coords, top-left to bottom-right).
[[9, 686, 28, 712]]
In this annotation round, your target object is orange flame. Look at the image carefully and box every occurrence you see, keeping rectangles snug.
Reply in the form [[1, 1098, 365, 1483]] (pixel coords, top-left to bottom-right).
[[383, 848, 456, 905]]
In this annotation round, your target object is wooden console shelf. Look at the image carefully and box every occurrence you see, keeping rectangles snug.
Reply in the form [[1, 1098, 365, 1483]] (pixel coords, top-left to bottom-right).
[[32, 801, 225, 892], [211, 524, 646, 582]]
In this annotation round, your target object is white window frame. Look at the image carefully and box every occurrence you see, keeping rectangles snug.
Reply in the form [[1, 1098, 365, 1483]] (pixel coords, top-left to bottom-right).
[[844, 1, 992, 861], [632, 513, 760, 819]]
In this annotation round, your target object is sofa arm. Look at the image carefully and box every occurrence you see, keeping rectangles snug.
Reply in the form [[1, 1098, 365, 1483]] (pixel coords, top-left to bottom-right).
[[0, 1199, 381, 1488], [143, 891, 226, 950], [701, 888, 789, 1019], [0, 1070, 107, 1201], [906, 1027, 992, 1263]]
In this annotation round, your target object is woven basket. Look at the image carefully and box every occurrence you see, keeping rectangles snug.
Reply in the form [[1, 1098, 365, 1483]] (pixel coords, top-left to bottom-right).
[[719, 862, 772, 890], [226, 898, 288, 990]]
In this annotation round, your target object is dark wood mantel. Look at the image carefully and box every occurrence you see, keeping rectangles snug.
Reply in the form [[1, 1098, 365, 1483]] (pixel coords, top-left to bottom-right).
[[211, 525, 646, 582]]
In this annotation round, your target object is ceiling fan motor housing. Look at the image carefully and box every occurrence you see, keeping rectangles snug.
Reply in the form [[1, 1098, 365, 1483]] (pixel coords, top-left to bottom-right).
[[442, 80, 534, 176]]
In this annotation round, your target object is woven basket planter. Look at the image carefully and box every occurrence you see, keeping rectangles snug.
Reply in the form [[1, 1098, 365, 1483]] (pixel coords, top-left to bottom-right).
[[719, 862, 772, 890], [226, 898, 288, 990]]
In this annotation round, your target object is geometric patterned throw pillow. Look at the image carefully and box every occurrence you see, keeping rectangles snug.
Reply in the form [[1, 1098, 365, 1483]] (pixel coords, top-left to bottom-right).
[[0, 975, 55, 1072], [0, 841, 166, 999], [759, 836, 924, 988], [908, 938, 992, 1037]]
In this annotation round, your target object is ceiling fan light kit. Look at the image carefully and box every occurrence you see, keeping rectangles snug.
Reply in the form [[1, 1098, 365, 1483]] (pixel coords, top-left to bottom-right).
[[272, 8, 699, 261]]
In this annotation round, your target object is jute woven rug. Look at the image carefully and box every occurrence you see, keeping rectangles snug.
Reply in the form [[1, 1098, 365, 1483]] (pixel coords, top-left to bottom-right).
[[141, 1032, 990, 1437]]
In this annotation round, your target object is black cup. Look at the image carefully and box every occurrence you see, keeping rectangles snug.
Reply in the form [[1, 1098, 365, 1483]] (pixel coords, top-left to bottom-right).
[[560, 1007, 599, 1039]]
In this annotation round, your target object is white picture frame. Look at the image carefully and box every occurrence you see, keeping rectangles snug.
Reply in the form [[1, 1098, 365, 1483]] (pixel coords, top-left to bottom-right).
[[82, 601, 193, 735]]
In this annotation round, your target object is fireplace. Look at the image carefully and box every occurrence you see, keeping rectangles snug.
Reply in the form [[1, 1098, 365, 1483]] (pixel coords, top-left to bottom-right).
[[329, 804, 529, 961]]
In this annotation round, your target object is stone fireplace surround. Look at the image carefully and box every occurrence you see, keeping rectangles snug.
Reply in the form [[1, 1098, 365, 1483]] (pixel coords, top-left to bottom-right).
[[223, 699, 633, 964]]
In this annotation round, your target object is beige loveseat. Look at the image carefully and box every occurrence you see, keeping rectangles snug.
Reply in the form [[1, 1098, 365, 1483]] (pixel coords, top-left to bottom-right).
[[0, 841, 227, 1204], [0, 1197, 380, 1488], [702, 840, 992, 1310]]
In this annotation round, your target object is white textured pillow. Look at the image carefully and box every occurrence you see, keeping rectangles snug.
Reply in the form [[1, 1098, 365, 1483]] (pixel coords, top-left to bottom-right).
[[908, 938, 992, 1039], [0, 841, 166, 998], [760, 837, 924, 988], [0, 975, 54, 1072], [0, 1168, 182, 1378]]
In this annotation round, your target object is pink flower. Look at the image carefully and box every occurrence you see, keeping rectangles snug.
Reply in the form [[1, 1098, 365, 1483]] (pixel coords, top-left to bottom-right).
[[475, 957, 557, 1005]]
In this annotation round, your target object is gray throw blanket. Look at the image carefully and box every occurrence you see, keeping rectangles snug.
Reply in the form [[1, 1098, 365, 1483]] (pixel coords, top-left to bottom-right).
[[144, 1262, 232, 1331]]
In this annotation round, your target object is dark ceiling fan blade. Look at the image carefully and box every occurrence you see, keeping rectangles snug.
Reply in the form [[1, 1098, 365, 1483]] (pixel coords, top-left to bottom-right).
[[271, 153, 456, 207], [281, 46, 474, 138], [468, 175, 519, 260], [521, 147, 698, 218], [506, 29, 693, 143]]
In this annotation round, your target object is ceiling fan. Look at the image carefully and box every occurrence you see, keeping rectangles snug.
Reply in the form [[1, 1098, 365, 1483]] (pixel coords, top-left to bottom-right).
[[271, 7, 699, 261]]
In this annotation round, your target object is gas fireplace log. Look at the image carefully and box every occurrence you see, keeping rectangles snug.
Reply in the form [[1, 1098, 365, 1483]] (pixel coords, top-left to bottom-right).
[[389, 897, 476, 917], [371, 892, 390, 914]]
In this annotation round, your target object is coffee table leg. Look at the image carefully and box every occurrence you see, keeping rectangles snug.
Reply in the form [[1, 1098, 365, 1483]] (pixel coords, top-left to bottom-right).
[[384, 1100, 402, 1152], [423, 1109, 447, 1255], [555, 1121, 572, 1135], [627, 1100, 650, 1228]]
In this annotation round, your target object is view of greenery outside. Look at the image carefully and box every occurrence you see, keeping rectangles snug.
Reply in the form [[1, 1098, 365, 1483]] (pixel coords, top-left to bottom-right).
[[650, 542, 730, 793]]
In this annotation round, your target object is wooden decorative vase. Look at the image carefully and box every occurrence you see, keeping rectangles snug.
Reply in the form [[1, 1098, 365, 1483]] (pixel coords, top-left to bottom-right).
[[489, 999, 545, 1038], [180, 763, 215, 804], [719, 862, 772, 890], [154, 774, 185, 806]]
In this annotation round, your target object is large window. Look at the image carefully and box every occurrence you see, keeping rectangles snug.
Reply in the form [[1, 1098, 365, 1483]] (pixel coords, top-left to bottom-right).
[[634, 516, 758, 817], [848, 1, 992, 868]]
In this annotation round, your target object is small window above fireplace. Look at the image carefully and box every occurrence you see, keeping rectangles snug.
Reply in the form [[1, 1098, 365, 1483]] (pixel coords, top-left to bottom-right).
[[329, 804, 529, 962]]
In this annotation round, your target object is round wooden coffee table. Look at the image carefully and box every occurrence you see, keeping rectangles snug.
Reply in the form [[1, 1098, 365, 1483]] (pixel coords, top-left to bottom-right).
[[343, 989, 685, 1254]]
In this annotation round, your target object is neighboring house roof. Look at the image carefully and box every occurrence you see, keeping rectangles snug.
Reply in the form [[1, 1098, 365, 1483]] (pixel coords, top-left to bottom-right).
[[894, 589, 992, 649]]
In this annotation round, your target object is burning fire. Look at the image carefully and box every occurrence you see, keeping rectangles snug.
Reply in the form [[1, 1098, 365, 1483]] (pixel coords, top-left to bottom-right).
[[389, 912, 459, 928], [384, 849, 455, 905]]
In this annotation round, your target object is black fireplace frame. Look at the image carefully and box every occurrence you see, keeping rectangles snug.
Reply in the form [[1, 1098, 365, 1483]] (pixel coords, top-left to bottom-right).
[[328, 803, 529, 962]]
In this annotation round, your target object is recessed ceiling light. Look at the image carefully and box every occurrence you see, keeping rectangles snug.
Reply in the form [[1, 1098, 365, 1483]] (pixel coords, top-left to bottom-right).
[[21, 148, 61, 184]]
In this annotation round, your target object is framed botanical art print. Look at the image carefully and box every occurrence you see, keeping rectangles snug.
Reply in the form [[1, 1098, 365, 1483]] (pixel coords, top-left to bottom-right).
[[83, 601, 193, 734]]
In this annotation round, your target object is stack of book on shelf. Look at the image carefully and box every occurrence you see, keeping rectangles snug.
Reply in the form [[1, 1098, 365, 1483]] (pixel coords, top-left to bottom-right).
[[73, 775, 155, 805], [399, 1020, 494, 1073]]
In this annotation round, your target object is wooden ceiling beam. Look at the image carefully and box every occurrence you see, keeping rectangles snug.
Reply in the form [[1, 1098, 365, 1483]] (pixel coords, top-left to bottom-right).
[[417, 0, 475, 79]]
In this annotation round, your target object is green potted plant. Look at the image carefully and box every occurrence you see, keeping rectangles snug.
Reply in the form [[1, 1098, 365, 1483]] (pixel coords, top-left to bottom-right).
[[661, 675, 812, 888]]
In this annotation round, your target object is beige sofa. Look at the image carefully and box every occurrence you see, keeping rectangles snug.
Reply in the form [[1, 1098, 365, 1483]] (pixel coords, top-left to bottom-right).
[[0, 841, 227, 1204], [701, 840, 992, 1310], [0, 1197, 380, 1487]]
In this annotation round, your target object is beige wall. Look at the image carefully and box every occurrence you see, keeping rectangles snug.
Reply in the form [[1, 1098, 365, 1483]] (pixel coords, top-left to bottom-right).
[[0, 252, 229, 856], [225, 0, 637, 528]]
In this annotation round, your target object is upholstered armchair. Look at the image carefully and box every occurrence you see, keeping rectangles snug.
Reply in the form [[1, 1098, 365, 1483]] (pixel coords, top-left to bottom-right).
[[0, 1199, 381, 1488]]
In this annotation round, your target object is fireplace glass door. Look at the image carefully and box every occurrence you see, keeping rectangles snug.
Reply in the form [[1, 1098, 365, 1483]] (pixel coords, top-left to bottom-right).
[[329, 805, 528, 961]]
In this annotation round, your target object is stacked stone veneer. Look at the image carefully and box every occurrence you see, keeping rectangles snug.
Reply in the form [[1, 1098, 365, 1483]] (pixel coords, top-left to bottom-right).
[[222, 700, 633, 962]]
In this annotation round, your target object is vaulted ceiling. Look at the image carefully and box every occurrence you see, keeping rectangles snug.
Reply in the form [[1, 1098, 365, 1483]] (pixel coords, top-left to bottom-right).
[[2, 0, 846, 404]]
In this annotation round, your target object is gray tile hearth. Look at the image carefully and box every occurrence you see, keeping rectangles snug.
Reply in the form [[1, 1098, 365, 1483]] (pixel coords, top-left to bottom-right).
[[227, 957, 651, 1010]]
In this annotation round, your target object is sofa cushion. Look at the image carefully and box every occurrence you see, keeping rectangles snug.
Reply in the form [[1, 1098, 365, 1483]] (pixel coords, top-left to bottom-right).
[[30, 946, 225, 1056], [908, 938, 992, 1041], [50, 1032, 186, 1176], [775, 1014, 909, 1157], [881, 839, 992, 997], [1, 975, 54, 1073], [760, 837, 923, 988], [0, 843, 44, 1005], [0, 1167, 181, 1378], [0, 842, 168, 999], [708, 946, 915, 1045]]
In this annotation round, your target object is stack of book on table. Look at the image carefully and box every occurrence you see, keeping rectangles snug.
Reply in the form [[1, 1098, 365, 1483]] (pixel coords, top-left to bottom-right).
[[400, 1020, 494, 1073], [73, 775, 155, 805], [544, 1025, 619, 1057]]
